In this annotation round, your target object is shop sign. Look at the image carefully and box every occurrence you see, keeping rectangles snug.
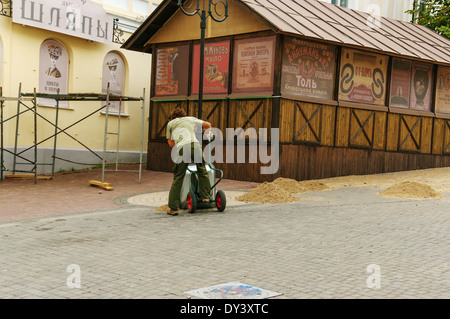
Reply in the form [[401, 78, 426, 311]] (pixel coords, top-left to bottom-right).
[[339, 48, 388, 105], [389, 58, 412, 108], [155, 45, 190, 97], [232, 36, 276, 94], [13, 0, 113, 44], [281, 37, 336, 100], [410, 61, 433, 111], [191, 41, 230, 95], [435, 66, 450, 114]]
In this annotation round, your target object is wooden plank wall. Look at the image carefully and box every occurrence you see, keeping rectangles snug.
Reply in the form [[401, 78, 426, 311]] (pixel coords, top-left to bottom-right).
[[148, 98, 450, 182]]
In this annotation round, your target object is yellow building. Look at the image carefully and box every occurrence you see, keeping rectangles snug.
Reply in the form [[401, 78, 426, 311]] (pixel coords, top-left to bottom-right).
[[0, 0, 161, 177]]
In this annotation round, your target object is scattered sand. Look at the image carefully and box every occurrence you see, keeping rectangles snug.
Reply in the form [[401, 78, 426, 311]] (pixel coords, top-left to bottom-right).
[[378, 181, 443, 199], [155, 204, 170, 212]]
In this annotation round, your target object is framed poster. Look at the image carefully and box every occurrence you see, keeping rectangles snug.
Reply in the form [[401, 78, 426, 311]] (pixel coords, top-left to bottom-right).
[[39, 39, 69, 108], [339, 48, 388, 105], [192, 41, 230, 95], [232, 36, 276, 94], [435, 66, 450, 114], [155, 45, 189, 96], [281, 37, 336, 100], [389, 58, 412, 108], [102, 52, 125, 113], [410, 62, 433, 111]]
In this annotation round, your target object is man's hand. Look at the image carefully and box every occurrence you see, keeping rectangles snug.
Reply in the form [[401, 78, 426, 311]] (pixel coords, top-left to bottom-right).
[[168, 139, 175, 148]]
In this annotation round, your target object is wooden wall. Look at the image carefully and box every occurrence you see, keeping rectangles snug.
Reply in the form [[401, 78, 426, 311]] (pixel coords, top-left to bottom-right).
[[148, 98, 450, 183]]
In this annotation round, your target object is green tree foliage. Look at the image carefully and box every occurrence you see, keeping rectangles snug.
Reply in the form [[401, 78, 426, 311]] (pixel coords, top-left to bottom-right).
[[407, 0, 450, 39]]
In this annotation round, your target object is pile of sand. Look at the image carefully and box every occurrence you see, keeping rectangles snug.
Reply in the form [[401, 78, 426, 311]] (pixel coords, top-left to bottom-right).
[[378, 181, 443, 199], [236, 177, 330, 204], [236, 181, 301, 204]]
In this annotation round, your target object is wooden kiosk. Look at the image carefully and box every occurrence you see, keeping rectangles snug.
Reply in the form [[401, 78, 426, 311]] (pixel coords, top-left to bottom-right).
[[122, 0, 450, 182]]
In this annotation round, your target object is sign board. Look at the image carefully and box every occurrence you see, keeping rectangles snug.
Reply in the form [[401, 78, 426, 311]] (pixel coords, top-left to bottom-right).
[[435, 66, 450, 114], [13, 0, 113, 44], [155, 45, 190, 97], [192, 41, 230, 95], [281, 37, 336, 100], [410, 61, 433, 111], [232, 36, 276, 94], [389, 58, 412, 108], [339, 48, 388, 105]]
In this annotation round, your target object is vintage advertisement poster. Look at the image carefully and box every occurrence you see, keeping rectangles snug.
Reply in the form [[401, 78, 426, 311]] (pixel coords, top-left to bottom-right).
[[192, 41, 230, 95], [38, 39, 69, 108], [281, 37, 336, 100], [232, 36, 276, 93], [389, 58, 412, 108], [410, 62, 433, 111], [339, 48, 388, 105], [102, 52, 125, 113], [155, 45, 189, 96], [435, 66, 450, 114]]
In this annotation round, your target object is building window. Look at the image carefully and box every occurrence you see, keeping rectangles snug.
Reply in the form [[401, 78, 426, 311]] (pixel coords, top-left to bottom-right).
[[38, 39, 69, 108], [102, 51, 126, 114], [103, 0, 128, 10], [132, 0, 149, 15]]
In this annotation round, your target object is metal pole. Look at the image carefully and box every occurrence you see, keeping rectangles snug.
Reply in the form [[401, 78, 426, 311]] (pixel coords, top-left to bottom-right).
[[51, 89, 60, 177], [13, 83, 22, 175], [198, 9, 206, 120], [115, 97, 122, 171], [138, 88, 146, 184], [33, 88, 37, 184], [102, 83, 110, 183]]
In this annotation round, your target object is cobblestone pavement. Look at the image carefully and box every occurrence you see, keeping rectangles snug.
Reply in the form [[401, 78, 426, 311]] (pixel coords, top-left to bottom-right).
[[1, 177, 450, 299]]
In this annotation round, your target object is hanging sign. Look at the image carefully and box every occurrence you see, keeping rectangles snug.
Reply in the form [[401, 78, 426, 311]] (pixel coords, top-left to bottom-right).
[[339, 48, 388, 105], [192, 41, 230, 95], [155, 45, 190, 97], [389, 58, 412, 108], [281, 37, 336, 100], [435, 66, 450, 114], [232, 36, 276, 94], [410, 62, 433, 111], [13, 0, 113, 44]]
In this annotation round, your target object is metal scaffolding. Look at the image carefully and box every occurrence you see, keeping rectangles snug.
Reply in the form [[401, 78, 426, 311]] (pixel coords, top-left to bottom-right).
[[0, 84, 146, 185]]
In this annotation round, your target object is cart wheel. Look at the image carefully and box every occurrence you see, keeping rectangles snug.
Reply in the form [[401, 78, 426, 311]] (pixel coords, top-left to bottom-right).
[[187, 191, 197, 213], [215, 190, 226, 212]]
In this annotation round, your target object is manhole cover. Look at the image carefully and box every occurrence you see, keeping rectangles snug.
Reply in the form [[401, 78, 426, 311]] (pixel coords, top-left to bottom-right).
[[185, 282, 281, 299]]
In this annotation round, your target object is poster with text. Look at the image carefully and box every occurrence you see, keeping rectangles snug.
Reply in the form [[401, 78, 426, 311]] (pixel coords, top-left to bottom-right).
[[410, 62, 433, 111], [155, 45, 189, 96], [102, 52, 125, 113], [192, 41, 230, 95], [232, 36, 276, 94], [281, 37, 336, 100], [39, 39, 69, 108], [389, 58, 412, 108], [435, 66, 450, 114], [339, 48, 388, 105]]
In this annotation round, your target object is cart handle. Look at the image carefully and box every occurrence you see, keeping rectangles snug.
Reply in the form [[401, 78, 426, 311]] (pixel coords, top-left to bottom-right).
[[210, 166, 223, 191]]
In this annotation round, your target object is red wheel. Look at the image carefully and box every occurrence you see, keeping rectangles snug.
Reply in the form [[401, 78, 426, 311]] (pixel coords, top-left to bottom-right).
[[187, 191, 197, 213], [215, 190, 226, 212]]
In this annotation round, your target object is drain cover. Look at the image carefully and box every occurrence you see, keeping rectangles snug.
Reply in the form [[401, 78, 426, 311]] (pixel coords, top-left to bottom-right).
[[185, 282, 282, 299]]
